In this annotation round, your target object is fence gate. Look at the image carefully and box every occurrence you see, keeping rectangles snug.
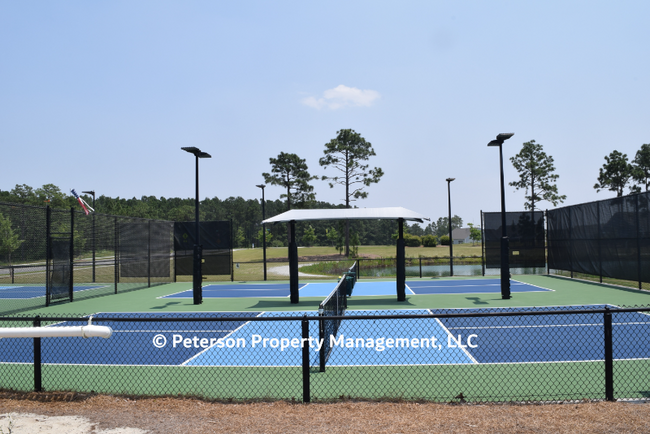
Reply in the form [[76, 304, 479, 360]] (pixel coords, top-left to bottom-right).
[[46, 206, 74, 306], [47, 235, 73, 305]]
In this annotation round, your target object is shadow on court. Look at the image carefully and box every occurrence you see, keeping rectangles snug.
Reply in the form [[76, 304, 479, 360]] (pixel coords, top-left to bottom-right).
[[150, 301, 182, 310], [466, 297, 490, 305]]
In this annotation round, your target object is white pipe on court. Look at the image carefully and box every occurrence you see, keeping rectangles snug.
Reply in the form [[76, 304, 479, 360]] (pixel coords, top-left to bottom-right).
[[0, 325, 113, 339]]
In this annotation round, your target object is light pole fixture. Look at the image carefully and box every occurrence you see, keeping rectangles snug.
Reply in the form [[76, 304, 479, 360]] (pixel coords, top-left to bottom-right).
[[81, 190, 96, 283], [181, 146, 212, 305], [446, 178, 455, 276], [487, 132, 514, 299], [256, 184, 267, 281]]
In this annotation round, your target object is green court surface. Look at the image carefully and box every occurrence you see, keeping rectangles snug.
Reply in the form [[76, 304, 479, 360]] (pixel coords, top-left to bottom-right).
[[5, 274, 650, 402], [19, 274, 650, 316]]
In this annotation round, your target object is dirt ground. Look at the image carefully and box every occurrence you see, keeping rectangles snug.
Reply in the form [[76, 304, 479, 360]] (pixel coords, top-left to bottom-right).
[[1, 393, 650, 434]]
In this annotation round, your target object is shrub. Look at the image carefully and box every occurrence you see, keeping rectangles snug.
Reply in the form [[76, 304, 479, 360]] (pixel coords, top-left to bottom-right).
[[404, 233, 422, 247], [422, 234, 438, 247], [439, 235, 450, 246]]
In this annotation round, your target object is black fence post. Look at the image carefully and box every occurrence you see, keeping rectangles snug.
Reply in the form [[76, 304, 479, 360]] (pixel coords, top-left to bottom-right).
[[480, 210, 485, 276], [45, 206, 51, 307], [636, 194, 642, 290], [69, 207, 74, 302], [604, 307, 614, 401], [397, 218, 406, 302], [569, 207, 573, 279], [34, 315, 42, 392], [545, 210, 550, 275], [302, 315, 311, 403], [419, 257, 422, 278], [597, 203, 602, 283], [148, 220, 152, 288], [114, 217, 119, 294]]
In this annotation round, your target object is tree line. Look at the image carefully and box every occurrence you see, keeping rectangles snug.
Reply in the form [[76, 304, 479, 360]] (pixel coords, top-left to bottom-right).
[[0, 183, 466, 252]]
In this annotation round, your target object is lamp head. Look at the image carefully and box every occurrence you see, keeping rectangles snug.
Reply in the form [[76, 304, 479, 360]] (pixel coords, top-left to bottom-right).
[[181, 147, 211, 158], [496, 133, 514, 141], [488, 132, 515, 147], [446, 178, 455, 182]]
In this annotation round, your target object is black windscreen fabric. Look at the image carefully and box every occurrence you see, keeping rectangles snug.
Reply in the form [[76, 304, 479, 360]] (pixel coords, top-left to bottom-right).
[[119, 222, 149, 278], [119, 221, 173, 278], [483, 211, 545, 269], [174, 221, 231, 276], [149, 221, 172, 278], [548, 192, 650, 284]]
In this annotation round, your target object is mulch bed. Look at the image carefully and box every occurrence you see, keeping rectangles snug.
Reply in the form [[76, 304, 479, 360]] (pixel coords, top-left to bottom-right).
[[2, 393, 649, 433]]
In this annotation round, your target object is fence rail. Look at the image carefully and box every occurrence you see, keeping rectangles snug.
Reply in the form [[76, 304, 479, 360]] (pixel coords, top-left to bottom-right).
[[2, 306, 649, 403]]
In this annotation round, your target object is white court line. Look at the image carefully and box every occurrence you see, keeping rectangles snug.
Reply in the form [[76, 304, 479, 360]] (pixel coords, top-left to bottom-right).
[[428, 309, 478, 364], [181, 312, 265, 366], [447, 322, 650, 331]]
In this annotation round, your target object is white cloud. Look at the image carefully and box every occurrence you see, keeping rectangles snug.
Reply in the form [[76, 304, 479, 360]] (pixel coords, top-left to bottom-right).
[[301, 85, 380, 110]]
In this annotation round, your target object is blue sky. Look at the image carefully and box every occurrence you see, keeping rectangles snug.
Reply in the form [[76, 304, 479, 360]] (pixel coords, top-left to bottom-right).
[[1, 1, 649, 226]]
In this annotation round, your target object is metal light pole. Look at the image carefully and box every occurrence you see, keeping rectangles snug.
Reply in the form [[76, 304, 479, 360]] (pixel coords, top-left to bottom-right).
[[446, 178, 455, 276], [181, 147, 212, 305], [487, 133, 514, 299], [256, 184, 267, 281], [81, 190, 96, 283]]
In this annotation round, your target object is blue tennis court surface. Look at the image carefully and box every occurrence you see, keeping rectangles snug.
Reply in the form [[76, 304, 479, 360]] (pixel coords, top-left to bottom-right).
[[0, 285, 108, 299], [2, 306, 649, 367], [160, 279, 549, 299], [406, 279, 551, 295]]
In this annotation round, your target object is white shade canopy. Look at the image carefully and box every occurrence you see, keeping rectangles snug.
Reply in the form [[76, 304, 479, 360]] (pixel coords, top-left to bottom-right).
[[262, 207, 429, 224]]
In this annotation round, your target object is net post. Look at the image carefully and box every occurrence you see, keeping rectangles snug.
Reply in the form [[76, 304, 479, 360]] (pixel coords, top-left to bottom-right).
[[33, 315, 42, 392], [356, 259, 360, 281], [302, 315, 311, 403], [604, 307, 614, 401]]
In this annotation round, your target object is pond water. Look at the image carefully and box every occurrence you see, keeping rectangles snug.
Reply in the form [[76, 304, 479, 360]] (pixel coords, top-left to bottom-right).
[[361, 264, 547, 278]]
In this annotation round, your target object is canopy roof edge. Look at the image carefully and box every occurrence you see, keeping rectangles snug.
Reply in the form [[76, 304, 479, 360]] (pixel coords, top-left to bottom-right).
[[262, 207, 429, 224]]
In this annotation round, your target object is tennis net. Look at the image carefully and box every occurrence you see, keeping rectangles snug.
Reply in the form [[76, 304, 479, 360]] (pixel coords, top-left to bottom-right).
[[318, 261, 356, 371]]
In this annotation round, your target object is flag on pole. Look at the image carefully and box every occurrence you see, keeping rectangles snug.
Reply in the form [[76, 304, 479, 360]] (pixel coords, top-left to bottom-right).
[[71, 189, 94, 215]]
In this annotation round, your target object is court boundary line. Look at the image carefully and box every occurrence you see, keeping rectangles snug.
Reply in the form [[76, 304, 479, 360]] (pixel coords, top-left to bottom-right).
[[158, 284, 310, 300], [428, 309, 478, 364], [3, 355, 650, 368], [181, 311, 266, 366]]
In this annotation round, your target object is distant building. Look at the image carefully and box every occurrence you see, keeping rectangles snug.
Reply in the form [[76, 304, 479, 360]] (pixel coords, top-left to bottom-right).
[[451, 227, 471, 244]]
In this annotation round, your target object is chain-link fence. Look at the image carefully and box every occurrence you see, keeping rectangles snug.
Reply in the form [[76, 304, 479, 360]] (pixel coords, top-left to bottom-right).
[[2, 305, 648, 403], [0, 202, 174, 314]]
